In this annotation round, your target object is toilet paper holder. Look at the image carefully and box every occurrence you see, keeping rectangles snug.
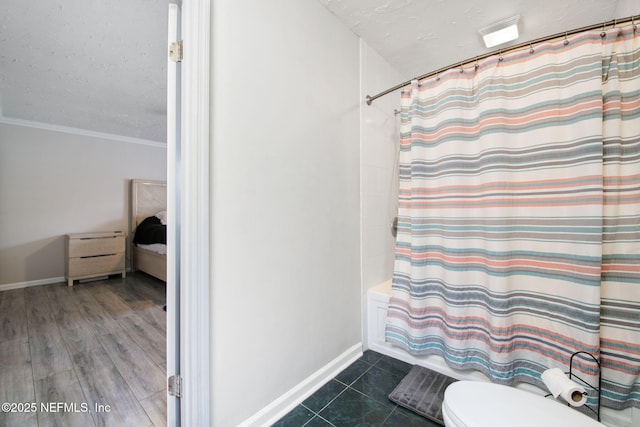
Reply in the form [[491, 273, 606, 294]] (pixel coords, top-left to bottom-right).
[[566, 351, 601, 421]]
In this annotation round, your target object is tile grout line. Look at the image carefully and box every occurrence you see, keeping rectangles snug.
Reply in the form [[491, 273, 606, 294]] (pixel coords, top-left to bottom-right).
[[300, 383, 349, 422], [279, 352, 414, 427], [355, 354, 415, 423], [380, 405, 402, 425], [300, 360, 378, 427]]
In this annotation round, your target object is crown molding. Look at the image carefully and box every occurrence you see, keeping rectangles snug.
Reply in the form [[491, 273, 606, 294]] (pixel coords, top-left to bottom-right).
[[0, 115, 166, 148]]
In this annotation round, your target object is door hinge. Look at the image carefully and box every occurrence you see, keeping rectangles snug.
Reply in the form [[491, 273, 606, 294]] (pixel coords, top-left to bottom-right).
[[169, 40, 183, 62], [168, 375, 183, 398]]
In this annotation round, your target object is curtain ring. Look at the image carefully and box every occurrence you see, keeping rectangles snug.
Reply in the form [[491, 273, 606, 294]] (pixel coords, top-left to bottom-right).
[[634, 15, 638, 33], [498, 50, 504, 62], [564, 32, 570, 45], [601, 21, 607, 38], [613, 19, 623, 38], [459, 61, 464, 73], [474, 56, 480, 70], [529, 43, 534, 54]]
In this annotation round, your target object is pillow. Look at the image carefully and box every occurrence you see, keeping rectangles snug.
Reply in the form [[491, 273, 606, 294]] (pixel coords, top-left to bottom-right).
[[155, 210, 167, 225]]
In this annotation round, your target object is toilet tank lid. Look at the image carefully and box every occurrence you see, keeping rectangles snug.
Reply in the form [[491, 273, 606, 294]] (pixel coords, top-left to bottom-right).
[[443, 381, 603, 427]]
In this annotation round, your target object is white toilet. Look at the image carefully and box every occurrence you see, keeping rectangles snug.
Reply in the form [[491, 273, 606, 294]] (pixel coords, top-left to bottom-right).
[[442, 381, 604, 427]]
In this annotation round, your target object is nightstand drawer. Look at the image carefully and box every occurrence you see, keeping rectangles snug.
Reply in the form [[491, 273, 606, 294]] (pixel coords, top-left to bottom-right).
[[68, 253, 125, 277], [65, 231, 126, 286], [68, 235, 125, 258]]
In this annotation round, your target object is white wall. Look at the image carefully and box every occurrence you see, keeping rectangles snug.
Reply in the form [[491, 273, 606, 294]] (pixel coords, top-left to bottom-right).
[[0, 122, 167, 286], [615, 0, 640, 17], [209, 0, 361, 425]]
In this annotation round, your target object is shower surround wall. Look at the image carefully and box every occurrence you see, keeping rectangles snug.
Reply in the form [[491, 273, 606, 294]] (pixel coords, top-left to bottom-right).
[[359, 41, 403, 341]]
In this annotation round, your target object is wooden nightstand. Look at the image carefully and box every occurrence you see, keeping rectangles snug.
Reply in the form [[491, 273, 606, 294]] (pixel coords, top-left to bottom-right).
[[65, 231, 126, 287]]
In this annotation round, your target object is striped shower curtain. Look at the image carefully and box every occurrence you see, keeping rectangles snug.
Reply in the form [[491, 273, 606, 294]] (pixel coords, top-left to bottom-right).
[[385, 23, 639, 410]]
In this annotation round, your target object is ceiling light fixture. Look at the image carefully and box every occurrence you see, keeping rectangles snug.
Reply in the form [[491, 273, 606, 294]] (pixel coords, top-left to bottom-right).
[[479, 15, 520, 49]]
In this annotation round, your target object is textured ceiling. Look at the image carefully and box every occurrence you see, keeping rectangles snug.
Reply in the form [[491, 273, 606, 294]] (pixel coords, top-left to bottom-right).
[[0, 0, 173, 143], [321, 0, 638, 94], [1, 1, 638, 143]]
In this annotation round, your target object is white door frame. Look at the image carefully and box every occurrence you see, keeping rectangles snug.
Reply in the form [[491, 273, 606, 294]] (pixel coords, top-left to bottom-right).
[[166, 3, 182, 425], [176, 0, 211, 425]]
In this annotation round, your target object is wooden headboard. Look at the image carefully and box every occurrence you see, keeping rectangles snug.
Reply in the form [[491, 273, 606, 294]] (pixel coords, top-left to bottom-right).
[[130, 179, 167, 228], [129, 179, 167, 266]]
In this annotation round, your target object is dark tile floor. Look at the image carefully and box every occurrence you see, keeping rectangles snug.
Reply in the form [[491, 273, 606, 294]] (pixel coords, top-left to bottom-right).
[[273, 351, 442, 427]]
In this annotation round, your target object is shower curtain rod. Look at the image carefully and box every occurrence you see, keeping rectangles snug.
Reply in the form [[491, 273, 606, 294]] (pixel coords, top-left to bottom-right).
[[365, 14, 639, 106]]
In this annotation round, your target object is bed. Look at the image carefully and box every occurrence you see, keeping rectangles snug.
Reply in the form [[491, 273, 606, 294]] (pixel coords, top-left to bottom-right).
[[129, 179, 167, 281]]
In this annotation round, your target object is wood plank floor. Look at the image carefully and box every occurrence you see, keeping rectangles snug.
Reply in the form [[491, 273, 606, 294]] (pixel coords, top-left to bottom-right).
[[0, 272, 167, 427]]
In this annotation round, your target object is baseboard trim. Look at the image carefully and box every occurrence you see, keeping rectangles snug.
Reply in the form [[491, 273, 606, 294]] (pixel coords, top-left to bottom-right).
[[238, 342, 363, 427], [0, 277, 65, 292]]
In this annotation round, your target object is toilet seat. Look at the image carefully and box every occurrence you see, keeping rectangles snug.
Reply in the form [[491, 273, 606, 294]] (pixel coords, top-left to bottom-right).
[[442, 381, 603, 427]]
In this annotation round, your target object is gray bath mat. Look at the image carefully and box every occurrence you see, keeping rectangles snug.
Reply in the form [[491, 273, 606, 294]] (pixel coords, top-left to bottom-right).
[[388, 365, 457, 425]]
